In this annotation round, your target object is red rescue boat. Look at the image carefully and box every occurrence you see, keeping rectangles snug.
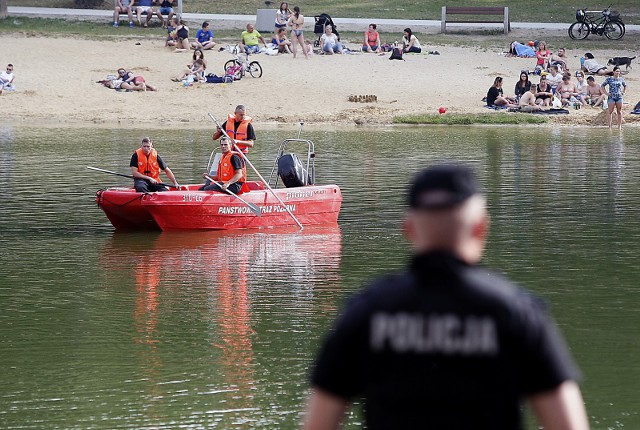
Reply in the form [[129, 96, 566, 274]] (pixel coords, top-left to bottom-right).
[[95, 135, 342, 231]]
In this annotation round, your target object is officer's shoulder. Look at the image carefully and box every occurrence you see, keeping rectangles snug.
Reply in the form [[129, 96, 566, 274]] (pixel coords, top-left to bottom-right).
[[463, 264, 546, 309]]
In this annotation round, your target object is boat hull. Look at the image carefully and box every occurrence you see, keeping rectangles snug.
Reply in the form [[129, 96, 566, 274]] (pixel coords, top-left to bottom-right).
[[141, 185, 342, 230], [96, 187, 159, 230], [96, 184, 342, 231]]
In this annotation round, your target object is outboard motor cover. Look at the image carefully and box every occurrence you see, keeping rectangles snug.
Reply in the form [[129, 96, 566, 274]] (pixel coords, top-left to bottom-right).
[[278, 153, 308, 188]]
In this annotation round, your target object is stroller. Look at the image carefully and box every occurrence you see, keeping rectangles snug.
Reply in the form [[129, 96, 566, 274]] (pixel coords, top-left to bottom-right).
[[313, 13, 339, 47]]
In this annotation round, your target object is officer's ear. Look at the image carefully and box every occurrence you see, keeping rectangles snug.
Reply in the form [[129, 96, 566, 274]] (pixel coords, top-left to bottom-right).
[[403, 213, 419, 246], [472, 211, 489, 243]]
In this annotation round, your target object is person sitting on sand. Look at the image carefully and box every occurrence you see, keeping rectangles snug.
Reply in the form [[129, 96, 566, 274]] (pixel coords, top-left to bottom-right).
[[519, 84, 542, 111], [514, 71, 531, 100], [172, 59, 205, 83], [272, 28, 292, 54], [585, 76, 606, 107], [174, 20, 190, 51], [535, 77, 553, 106], [363, 24, 381, 53], [574, 71, 588, 105], [113, 0, 134, 28], [0, 63, 15, 94], [320, 25, 343, 55], [557, 74, 579, 106], [241, 23, 267, 55], [402, 28, 421, 54], [545, 65, 562, 92], [549, 47, 569, 74], [536, 41, 550, 71], [191, 21, 216, 50], [486, 76, 518, 108], [582, 53, 614, 76]]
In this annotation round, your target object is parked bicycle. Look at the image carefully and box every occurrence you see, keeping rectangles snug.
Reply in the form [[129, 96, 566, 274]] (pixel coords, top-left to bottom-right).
[[568, 6, 625, 40], [224, 45, 263, 80]]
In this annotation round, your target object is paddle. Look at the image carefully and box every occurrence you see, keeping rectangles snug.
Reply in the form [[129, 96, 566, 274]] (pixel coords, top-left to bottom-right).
[[87, 166, 179, 189], [208, 112, 304, 230], [203, 175, 261, 217]]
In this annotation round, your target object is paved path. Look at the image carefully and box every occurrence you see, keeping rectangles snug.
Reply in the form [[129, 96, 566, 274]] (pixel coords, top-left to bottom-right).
[[7, 6, 639, 32]]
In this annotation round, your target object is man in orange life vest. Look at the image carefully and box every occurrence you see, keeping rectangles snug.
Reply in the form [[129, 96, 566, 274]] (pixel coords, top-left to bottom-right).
[[212, 104, 256, 153], [129, 137, 179, 192], [199, 137, 247, 193]]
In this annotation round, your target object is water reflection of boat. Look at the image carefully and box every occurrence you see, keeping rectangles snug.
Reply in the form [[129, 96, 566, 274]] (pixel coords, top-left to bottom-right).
[[95, 137, 342, 231], [99, 226, 342, 423]]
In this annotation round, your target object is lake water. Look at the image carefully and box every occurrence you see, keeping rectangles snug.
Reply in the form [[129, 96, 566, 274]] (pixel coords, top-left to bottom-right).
[[1, 125, 639, 429]]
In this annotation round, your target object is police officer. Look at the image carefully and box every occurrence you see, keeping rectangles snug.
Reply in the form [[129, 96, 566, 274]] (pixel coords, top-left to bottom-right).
[[304, 163, 590, 430]]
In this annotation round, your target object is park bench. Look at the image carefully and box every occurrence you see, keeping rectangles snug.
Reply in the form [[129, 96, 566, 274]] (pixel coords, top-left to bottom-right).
[[440, 6, 510, 35], [115, 1, 183, 26]]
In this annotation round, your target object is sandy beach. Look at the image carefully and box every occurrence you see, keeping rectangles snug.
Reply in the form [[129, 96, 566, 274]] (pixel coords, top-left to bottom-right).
[[1, 33, 638, 128]]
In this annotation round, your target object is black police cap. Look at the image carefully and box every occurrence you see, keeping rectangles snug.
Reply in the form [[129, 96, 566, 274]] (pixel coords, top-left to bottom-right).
[[409, 164, 481, 210]]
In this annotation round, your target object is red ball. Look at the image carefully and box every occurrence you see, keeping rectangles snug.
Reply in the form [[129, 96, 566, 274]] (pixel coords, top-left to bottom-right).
[[438, 107, 447, 114]]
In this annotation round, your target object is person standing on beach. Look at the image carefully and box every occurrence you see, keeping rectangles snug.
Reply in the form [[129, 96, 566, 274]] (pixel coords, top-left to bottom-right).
[[304, 164, 590, 430], [601, 66, 626, 129], [288, 6, 309, 59], [130, 137, 179, 192], [213, 105, 256, 154]]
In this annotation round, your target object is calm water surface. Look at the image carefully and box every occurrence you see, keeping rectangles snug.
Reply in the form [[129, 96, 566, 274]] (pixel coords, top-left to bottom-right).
[[1, 125, 639, 429]]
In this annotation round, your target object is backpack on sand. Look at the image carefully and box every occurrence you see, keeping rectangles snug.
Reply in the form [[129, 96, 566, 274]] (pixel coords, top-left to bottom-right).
[[389, 43, 403, 60]]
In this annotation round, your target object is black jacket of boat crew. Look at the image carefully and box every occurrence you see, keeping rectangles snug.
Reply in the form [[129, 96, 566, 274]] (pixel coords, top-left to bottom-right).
[[310, 251, 581, 430]]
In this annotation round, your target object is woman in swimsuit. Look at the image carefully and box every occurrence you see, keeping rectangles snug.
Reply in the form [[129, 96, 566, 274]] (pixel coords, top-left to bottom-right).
[[175, 20, 190, 51], [288, 6, 308, 59], [535, 77, 553, 106]]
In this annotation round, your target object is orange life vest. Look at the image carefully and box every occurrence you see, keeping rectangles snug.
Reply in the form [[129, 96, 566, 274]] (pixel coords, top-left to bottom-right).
[[225, 114, 253, 153], [136, 147, 161, 182], [218, 151, 247, 184]]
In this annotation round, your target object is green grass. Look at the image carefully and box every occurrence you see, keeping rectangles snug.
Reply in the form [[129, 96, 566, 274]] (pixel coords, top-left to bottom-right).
[[3, 18, 640, 54], [7, 0, 640, 24], [394, 113, 549, 125]]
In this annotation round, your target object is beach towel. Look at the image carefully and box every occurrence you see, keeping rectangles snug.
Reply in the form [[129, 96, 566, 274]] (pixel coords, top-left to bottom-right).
[[510, 42, 536, 58], [484, 105, 508, 110], [529, 108, 570, 115]]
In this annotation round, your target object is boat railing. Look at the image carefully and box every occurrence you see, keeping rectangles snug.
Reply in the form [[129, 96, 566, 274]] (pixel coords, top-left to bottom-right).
[[267, 138, 316, 188]]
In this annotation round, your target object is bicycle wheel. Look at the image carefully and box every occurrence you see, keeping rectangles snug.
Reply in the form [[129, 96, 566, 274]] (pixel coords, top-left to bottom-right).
[[568, 22, 590, 40], [224, 60, 242, 80], [248, 61, 263, 78], [604, 21, 624, 40]]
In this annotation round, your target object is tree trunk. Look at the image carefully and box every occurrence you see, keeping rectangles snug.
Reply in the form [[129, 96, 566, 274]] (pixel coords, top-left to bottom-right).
[[0, 0, 8, 19]]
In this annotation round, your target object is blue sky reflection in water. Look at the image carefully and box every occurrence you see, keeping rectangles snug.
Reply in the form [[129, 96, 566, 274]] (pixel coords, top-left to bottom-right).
[[0, 125, 639, 429]]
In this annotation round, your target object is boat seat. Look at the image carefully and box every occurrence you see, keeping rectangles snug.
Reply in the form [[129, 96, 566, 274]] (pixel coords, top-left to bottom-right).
[[247, 181, 265, 191]]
